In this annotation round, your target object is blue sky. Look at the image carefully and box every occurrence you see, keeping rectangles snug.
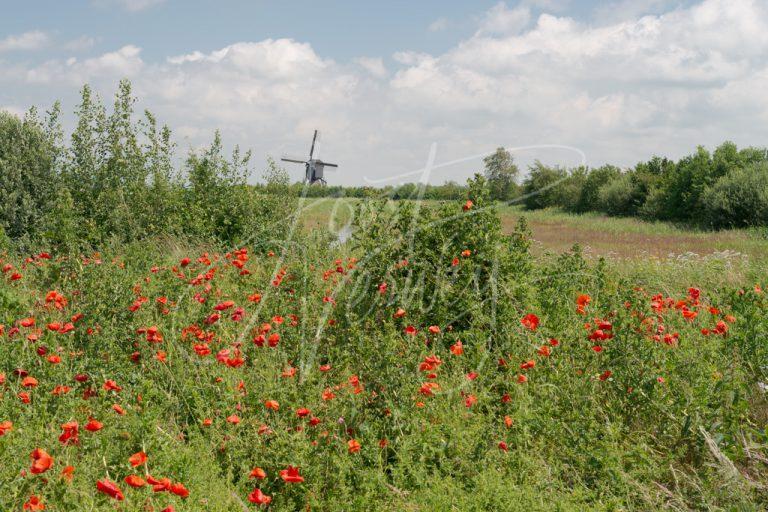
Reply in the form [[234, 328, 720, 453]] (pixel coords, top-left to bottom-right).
[[1, 0, 764, 185]]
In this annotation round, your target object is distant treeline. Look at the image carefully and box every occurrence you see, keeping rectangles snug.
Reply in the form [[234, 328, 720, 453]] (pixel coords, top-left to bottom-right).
[[516, 144, 768, 229], [272, 143, 768, 230], [255, 181, 469, 201], [2, 80, 766, 254]]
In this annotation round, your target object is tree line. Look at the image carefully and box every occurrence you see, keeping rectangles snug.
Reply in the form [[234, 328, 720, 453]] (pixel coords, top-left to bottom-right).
[[480, 144, 768, 229], [0, 80, 295, 252]]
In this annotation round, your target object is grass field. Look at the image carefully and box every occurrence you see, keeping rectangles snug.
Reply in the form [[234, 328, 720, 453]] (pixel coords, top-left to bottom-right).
[[299, 197, 768, 263], [1, 193, 766, 511]]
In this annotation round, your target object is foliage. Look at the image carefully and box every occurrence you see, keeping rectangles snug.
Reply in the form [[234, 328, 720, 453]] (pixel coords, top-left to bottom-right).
[[521, 162, 568, 210], [0, 192, 765, 510], [483, 147, 520, 201], [701, 162, 768, 228]]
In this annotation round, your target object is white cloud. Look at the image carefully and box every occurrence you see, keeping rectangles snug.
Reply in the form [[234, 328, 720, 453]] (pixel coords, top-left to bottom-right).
[[3, 0, 768, 185], [93, 0, 166, 12], [0, 30, 49, 52], [477, 3, 532, 35], [64, 36, 97, 52], [355, 57, 387, 77], [429, 18, 450, 32]]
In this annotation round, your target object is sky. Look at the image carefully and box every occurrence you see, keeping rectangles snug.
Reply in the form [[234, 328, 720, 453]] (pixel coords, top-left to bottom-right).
[[1, 0, 766, 185]]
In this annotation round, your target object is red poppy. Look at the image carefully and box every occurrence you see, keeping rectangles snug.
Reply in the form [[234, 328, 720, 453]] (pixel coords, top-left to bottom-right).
[[347, 439, 361, 453], [520, 314, 539, 331], [22, 376, 38, 388], [279, 465, 304, 483], [264, 400, 280, 411], [30, 448, 54, 474], [23, 495, 45, 511], [125, 474, 146, 488], [96, 479, 125, 501], [128, 451, 147, 467], [57, 465, 75, 483], [59, 421, 79, 445], [0, 420, 12, 436], [170, 482, 189, 498], [249, 467, 266, 480], [248, 488, 272, 505]]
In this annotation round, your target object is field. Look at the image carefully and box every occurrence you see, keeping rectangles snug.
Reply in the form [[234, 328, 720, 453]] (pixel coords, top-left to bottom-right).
[[1, 191, 767, 511]]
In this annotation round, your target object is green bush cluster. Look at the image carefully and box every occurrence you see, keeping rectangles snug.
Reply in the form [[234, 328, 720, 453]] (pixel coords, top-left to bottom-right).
[[0, 81, 296, 252], [520, 142, 768, 229]]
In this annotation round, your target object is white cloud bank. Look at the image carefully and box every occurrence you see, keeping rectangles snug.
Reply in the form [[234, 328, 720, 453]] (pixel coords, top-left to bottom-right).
[[2, 0, 768, 185]]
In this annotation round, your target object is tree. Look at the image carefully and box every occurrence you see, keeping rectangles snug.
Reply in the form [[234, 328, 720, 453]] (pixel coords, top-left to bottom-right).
[[0, 110, 56, 241], [521, 162, 568, 210], [483, 147, 519, 201]]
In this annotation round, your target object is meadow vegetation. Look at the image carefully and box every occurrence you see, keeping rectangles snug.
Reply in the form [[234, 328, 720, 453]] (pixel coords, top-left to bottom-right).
[[0, 82, 767, 511]]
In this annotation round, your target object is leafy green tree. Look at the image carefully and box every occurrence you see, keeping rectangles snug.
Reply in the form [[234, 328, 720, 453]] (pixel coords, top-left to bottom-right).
[[0, 110, 56, 241], [574, 165, 621, 213], [483, 147, 519, 201], [521, 162, 568, 210], [701, 162, 768, 228]]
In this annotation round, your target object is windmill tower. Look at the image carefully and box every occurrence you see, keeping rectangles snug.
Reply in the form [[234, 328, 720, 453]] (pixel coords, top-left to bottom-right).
[[281, 130, 338, 185]]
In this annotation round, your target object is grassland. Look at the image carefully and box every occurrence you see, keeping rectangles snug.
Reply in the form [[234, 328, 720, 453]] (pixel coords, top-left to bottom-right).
[[299, 197, 768, 267]]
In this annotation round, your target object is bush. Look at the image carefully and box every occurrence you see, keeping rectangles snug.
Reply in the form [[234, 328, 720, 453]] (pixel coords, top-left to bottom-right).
[[573, 165, 621, 213], [0, 110, 56, 241], [701, 162, 768, 228], [521, 162, 568, 210], [596, 173, 648, 216]]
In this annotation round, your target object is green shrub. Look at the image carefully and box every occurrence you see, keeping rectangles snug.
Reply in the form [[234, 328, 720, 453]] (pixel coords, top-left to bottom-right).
[[521, 162, 568, 210], [701, 162, 768, 228]]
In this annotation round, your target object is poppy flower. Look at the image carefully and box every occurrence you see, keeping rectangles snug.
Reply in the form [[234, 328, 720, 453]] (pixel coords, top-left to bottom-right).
[[279, 465, 304, 483], [249, 467, 266, 480], [23, 495, 44, 511], [347, 439, 361, 453], [226, 414, 241, 424], [296, 408, 311, 417], [129, 451, 147, 467], [248, 488, 272, 505], [428, 325, 441, 334], [264, 400, 280, 411], [517, 374, 528, 384], [214, 300, 235, 311], [404, 325, 417, 336], [96, 479, 124, 501], [170, 482, 189, 498], [61, 465, 75, 482], [450, 340, 464, 355], [30, 448, 54, 474], [463, 200, 473, 211], [125, 474, 146, 488], [59, 421, 79, 445], [112, 404, 126, 415], [22, 376, 38, 388], [103, 380, 122, 392], [520, 314, 539, 331], [393, 308, 406, 319], [498, 441, 508, 452], [0, 420, 12, 436], [599, 370, 612, 381]]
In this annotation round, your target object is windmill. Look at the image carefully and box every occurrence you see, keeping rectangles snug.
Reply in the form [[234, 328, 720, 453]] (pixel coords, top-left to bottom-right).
[[281, 130, 338, 185]]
